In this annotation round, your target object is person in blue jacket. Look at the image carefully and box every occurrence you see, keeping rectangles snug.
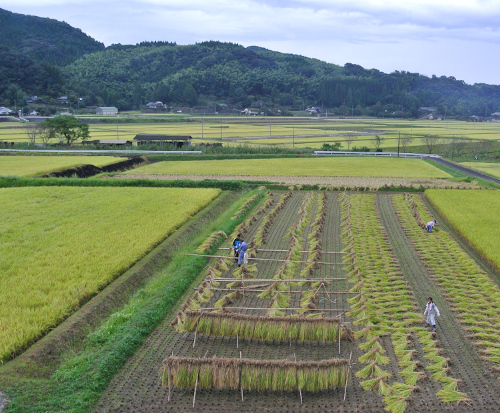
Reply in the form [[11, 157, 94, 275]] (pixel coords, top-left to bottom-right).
[[232, 233, 243, 262], [237, 240, 248, 267]]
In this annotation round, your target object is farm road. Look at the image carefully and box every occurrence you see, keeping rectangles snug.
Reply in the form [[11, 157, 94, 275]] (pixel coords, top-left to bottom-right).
[[377, 194, 500, 411]]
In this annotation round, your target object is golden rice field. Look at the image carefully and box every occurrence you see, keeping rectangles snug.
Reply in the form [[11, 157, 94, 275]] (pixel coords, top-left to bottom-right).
[[2, 118, 499, 149], [0, 155, 122, 177], [426, 189, 500, 270], [0, 186, 221, 362], [124, 157, 452, 178], [460, 162, 500, 179]]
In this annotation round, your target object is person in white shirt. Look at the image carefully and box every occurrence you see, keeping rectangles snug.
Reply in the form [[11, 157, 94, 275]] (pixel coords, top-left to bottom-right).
[[424, 297, 440, 332], [426, 219, 437, 233]]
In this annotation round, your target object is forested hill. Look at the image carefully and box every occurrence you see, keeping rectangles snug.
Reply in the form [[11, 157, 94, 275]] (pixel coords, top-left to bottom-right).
[[1, 7, 500, 117], [0, 8, 104, 66], [65, 41, 500, 117]]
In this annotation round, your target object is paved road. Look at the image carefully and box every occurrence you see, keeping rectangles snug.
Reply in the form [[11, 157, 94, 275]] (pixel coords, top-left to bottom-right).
[[431, 157, 500, 185]]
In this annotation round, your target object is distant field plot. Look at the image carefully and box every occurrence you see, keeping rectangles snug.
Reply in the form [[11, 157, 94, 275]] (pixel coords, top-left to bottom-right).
[[0, 186, 221, 362], [2, 118, 499, 148], [426, 189, 500, 270], [125, 157, 452, 178], [0, 155, 122, 177], [460, 162, 500, 178]]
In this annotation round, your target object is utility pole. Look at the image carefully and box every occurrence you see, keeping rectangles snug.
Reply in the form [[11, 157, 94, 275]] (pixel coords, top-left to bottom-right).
[[116, 125, 119, 140], [220, 119, 223, 141], [293, 126, 295, 147], [397, 132, 400, 157], [269, 120, 272, 137], [201, 118, 204, 139]]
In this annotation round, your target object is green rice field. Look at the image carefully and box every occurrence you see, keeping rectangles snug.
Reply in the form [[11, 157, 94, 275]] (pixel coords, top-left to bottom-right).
[[125, 157, 452, 178]]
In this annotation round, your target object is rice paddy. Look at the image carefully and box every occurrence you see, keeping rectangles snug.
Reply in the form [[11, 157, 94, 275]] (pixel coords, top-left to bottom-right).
[[124, 157, 452, 178], [425, 189, 500, 271], [0, 155, 122, 177], [0, 186, 221, 362], [91, 189, 500, 412], [2, 117, 500, 150]]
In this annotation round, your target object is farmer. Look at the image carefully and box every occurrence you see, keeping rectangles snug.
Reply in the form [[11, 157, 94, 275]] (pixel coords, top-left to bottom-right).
[[236, 240, 248, 267], [426, 219, 437, 233], [424, 297, 440, 332], [232, 233, 243, 262]]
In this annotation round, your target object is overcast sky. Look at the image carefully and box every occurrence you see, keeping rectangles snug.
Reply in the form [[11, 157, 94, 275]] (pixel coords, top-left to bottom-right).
[[4, 0, 500, 85]]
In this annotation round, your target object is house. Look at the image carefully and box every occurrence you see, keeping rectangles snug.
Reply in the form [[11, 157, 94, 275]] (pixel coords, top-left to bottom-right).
[[0, 107, 13, 115], [96, 107, 118, 115], [418, 107, 437, 113], [240, 108, 259, 116], [145, 101, 164, 109], [306, 107, 322, 115], [27, 96, 41, 104], [58, 96, 70, 104], [133, 134, 192, 148]]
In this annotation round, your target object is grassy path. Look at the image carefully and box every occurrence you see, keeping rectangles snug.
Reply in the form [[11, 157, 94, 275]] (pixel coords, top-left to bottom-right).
[[377, 193, 500, 411]]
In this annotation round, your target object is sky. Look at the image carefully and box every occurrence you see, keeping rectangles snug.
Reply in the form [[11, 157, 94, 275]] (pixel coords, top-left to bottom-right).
[[3, 0, 500, 85]]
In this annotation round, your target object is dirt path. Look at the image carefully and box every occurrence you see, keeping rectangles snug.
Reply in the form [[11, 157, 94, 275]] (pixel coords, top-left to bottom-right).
[[377, 193, 500, 411]]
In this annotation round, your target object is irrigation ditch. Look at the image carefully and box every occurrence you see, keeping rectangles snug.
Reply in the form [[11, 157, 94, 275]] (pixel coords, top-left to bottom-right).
[[91, 190, 500, 413]]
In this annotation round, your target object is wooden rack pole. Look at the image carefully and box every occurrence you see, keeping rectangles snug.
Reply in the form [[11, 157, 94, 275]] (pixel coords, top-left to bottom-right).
[[189, 307, 346, 312], [206, 278, 346, 282], [194, 287, 356, 294], [218, 248, 346, 254], [186, 253, 347, 265]]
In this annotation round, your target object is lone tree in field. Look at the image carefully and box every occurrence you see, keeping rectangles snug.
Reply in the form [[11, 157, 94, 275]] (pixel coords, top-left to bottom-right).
[[345, 135, 357, 150], [421, 135, 441, 154], [400, 134, 413, 152], [372, 135, 384, 151], [41, 116, 90, 146]]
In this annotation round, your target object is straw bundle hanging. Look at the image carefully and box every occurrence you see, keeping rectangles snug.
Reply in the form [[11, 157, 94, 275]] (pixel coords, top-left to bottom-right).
[[161, 356, 350, 392], [172, 311, 353, 342]]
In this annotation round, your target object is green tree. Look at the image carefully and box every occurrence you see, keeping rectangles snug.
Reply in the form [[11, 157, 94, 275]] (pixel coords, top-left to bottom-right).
[[42, 116, 89, 146]]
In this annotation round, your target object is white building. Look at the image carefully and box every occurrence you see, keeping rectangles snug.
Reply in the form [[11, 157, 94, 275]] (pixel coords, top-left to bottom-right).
[[96, 107, 118, 115]]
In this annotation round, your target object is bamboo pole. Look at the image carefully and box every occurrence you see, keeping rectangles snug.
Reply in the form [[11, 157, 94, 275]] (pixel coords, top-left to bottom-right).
[[187, 253, 347, 265], [218, 247, 346, 254], [206, 278, 346, 282], [343, 352, 352, 403], [190, 307, 346, 312], [194, 287, 356, 294], [193, 372, 199, 408]]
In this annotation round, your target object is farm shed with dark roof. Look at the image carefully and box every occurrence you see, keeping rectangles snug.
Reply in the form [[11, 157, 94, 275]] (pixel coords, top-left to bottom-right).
[[133, 134, 192, 147]]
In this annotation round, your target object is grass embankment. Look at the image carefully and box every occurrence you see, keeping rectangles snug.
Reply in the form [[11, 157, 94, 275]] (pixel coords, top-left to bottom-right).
[[425, 189, 500, 271], [0, 155, 123, 177], [0, 187, 262, 412], [0, 186, 220, 362], [125, 157, 452, 178]]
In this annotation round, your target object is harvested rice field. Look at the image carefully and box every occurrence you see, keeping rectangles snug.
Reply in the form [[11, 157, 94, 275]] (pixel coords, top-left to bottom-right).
[[94, 190, 500, 413]]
